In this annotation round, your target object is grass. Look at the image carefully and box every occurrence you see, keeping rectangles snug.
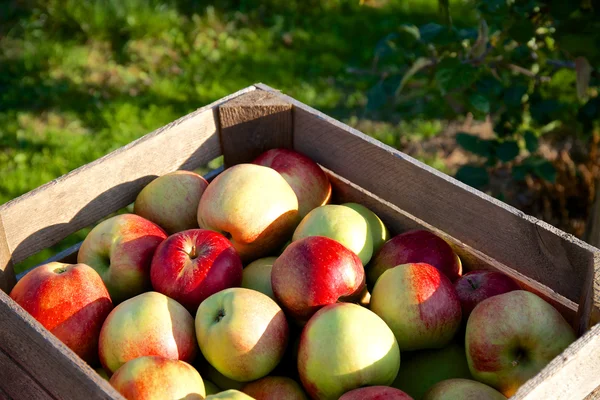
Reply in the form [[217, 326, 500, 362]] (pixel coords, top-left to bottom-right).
[[1, 0, 477, 271]]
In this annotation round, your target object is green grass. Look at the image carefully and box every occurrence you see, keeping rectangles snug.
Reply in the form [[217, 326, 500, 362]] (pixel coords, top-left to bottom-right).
[[1, 0, 477, 271]]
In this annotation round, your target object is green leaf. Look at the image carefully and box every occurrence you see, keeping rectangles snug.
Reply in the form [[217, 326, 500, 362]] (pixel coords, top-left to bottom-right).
[[530, 100, 562, 125], [469, 93, 490, 113], [398, 24, 420, 42], [495, 140, 520, 162], [512, 165, 530, 181], [366, 81, 387, 111], [508, 20, 535, 43], [419, 23, 444, 42], [456, 165, 489, 188], [396, 57, 434, 96], [456, 133, 493, 157], [503, 86, 527, 108], [524, 131, 538, 153], [435, 58, 478, 94], [533, 161, 557, 183]]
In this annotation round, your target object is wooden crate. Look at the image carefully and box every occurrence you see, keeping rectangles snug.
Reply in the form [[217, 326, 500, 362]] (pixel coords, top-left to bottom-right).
[[1, 84, 600, 400]]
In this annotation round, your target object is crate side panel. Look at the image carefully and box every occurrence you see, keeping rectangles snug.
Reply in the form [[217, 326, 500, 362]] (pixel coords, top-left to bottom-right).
[[0, 348, 55, 399], [0, 291, 123, 399], [291, 105, 596, 308]]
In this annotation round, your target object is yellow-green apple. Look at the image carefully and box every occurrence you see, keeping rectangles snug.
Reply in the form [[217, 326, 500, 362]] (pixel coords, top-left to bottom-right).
[[241, 257, 277, 300], [242, 376, 308, 400], [10, 262, 113, 365], [392, 342, 472, 400], [134, 170, 209, 234], [298, 303, 400, 400], [252, 148, 331, 218], [271, 236, 365, 323], [99, 291, 197, 374], [342, 202, 389, 254], [109, 356, 206, 400], [465, 290, 575, 397], [339, 386, 414, 400], [367, 230, 461, 287], [292, 205, 373, 265], [150, 229, 243, 312], [206, 390, 254, 399], [204, 380, 221, 395], [197, 164, 299, 262], [196, 357, 245, 391], [96, 368, 110, 381], [78, 214, 167, 303], [370, 263, 461, 351], [195, 287, 289, 382], [423, 379, 506, 400], [454, 270, 520, 319]]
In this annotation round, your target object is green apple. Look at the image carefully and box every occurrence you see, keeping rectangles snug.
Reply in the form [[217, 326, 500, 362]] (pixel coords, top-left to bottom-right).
[[195, 287, 289, 382], [466, 290, 575, 397], [134, 170, 208, 234], [241, 257, 277, 300], [298, 303, 400, 400], [392, 342, 472, 400], [342, 202, 389, 254], [423, 379, 506, 400], [204, 380, 221, 396], [197, 164, 299, 262], [206, 390, 254, 399], [292, 204, 373, 265]]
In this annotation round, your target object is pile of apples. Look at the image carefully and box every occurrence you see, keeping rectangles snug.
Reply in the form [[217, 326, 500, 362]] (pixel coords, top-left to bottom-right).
[[10, 148, 577, 400]]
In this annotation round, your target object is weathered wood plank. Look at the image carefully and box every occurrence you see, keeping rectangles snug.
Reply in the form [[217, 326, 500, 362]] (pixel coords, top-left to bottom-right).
[[0, 86, 255, 293], [218, 90, 293, 167], [0, 348, 55, 399], [326, 168, 579, 326], [0, 215, 15, 295], [0, 290, 123, 400], [253, 84, 600, 331], [512, 323, 600, 400]]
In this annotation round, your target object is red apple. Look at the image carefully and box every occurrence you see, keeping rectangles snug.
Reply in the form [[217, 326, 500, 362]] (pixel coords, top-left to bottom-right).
[[339, 386, 414, 400], [10, 262, 113, 365], [134, 170, 209, 234], [466, 290, 576, 397], [99, 291, 197, 374], [195, 287, 289, 382], [454, 270, 520, 319], [78, 214, 167, 303], [150, 229, 243, 312], [109, 356, 206, 399], [370, 263, 462, 351], [242, 376, 308, 400], [271, 236, 365, 323], [368, 230, 461, 287], [253, 148, 331, 218]]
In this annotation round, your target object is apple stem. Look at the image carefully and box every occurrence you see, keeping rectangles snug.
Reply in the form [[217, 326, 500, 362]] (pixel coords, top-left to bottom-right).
[[189, 245, 197, 259], [466, 277, 477, 290]]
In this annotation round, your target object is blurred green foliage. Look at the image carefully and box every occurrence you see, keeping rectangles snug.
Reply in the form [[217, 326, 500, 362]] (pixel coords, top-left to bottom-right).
[[2, 0, 475, 271]]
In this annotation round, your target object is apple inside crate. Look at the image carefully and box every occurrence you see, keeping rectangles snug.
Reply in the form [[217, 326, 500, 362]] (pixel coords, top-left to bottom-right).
[[0, 84, 600, 400]]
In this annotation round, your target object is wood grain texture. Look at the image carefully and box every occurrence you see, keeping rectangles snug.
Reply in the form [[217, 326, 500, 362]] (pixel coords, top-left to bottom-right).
[[0, 86, 256, 293], [0, 214, 15, 294], [326, 168, 578, 326], [0, 348, 54, 399], [0, 290, 123, 400], [218, 89, 293, 167], [253, 84, 600, 331], [513, 323, 600, 400]]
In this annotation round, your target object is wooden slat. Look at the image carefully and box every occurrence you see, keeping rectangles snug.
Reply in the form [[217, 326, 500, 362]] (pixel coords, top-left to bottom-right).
[[0, 290, 123, 400], [253, 84, 600, 331], [0, 86, 256, 292], [218, 90, 293, 167], [0, 348, 54, 399], [512, 323, 600, 400], [0, 214, 15, 294], [326, 169, 579, 327]]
